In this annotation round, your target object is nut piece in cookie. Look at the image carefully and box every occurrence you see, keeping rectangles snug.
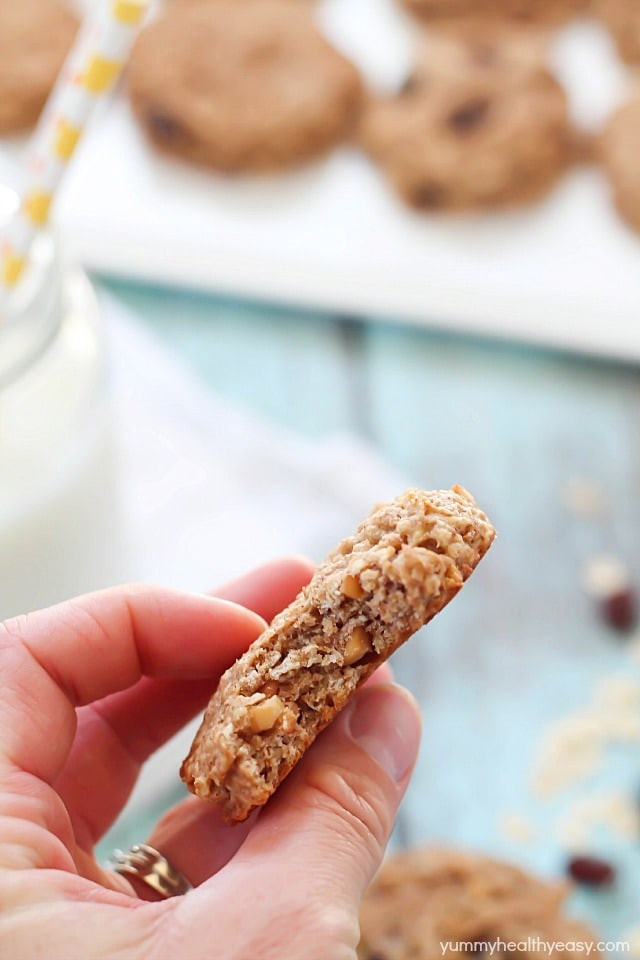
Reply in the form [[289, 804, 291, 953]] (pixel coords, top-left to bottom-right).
[[598, 98, 640, 233], [128, 0, 363, 172], [181, 486, 495, 822], [0, 0, 79, 135], [358, 847, 600, 960], [359, 26, 572, 212]]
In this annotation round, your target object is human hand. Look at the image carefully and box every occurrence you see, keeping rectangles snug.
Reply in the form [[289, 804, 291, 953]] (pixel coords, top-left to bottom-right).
[[0, 557, 421, 960]]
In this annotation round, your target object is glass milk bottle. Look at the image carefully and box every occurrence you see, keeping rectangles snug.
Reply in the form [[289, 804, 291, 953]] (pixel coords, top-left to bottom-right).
[[0, 174, 121, 621]]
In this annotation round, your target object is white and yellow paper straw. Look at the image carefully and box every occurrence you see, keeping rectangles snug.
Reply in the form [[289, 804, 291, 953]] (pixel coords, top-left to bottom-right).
[[0, 0, 150, 309]]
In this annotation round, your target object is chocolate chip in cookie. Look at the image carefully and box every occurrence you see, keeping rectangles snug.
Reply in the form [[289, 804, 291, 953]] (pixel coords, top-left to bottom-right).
[[447, 97, 491, 133]]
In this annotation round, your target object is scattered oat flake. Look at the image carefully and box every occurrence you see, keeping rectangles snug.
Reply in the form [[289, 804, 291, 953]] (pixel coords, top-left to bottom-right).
[[500, 811, 536, 844], [599, 713, 640, 742], [580, 554, 630, 599], [561, 477, 604, 517], [533, 730, 603, 798], [596, 791, 640, 840], [594, 674, 640, 709], [555, 810, 593, 849], [555, 791, 640, 849], [533, 669, 640, 797], [624, 925, 640, 958]]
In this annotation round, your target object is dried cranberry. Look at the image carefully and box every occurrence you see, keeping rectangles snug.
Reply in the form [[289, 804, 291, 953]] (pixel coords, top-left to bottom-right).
[[410, 181, 446, 209], [600, 587, 637, 632], [398, 74, 420, 96], [567, 855, 615, 887], [448, 97, 490, 133], [147, 108, 184, 143]]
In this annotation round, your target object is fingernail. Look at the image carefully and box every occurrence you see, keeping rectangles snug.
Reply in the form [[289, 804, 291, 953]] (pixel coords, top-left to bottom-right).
[[346, 684, 421, 782]]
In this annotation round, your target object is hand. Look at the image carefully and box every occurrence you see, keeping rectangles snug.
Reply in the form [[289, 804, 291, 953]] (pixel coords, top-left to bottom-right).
[[0, 557, 421, 960]]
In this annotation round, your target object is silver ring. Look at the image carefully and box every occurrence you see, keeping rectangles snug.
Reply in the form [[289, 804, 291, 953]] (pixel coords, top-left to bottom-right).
[[109, 843, 193, 898]]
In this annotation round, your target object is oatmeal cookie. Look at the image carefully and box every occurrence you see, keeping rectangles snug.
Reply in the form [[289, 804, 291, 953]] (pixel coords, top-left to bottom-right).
[[359, 28, 573, 211], [181, 487, 495, 822], [128, 0, 363, 172], [598, 97, 640, 233], [359, 847, 600, 960], [400, 0, 586, 25], [0, 0, 78, 135]]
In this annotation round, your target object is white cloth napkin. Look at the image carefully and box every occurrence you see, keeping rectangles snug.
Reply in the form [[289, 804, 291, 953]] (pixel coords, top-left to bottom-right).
[[103, 291, 404, 807]]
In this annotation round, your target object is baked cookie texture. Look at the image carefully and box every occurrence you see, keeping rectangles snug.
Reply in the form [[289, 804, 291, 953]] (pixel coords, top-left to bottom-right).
[[128, 0, 363, 172], [182, 486, 495, 822], [359, 28, 573, 211], [400, 0, 587, 24], [598, 98, 640, 233], [358, 848, 600, 960], [593, 0, 640, 64], [0, 0, 78, 134]]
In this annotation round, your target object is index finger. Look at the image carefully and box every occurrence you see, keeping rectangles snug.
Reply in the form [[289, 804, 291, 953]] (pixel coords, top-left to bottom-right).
[[0, 585, 265, 785]]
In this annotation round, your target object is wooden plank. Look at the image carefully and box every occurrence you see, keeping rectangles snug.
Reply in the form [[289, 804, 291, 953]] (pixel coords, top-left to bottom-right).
[[102, 279, 361, 437]]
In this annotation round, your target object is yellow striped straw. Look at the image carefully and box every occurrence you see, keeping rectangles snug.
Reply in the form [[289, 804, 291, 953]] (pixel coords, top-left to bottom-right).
[[0, 0, 150, 313]]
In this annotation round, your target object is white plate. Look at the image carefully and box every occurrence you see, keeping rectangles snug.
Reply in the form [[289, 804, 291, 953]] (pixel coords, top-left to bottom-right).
[[7, 4, 640, 360]]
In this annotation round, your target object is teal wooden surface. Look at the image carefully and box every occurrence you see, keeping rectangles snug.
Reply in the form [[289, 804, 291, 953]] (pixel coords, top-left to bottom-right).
[[98, 276, 640, 941]]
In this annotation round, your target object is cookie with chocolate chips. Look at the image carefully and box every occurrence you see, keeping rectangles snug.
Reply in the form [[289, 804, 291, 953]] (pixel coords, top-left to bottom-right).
[[128, 0, 363, 172], [359, 27, 573, 212], [0, 0, 78, 134], [400, 0, 587, 25]]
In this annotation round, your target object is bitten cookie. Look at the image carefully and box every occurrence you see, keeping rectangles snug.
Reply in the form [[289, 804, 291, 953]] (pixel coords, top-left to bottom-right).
[[598, 98, 640, 233], [128, 0, 363, 172], [0, 0, 78, 135], [593, 0, 640, 65], [181, 486, 495, 822], [358, 847, 600, 960], [359, 27, 573, 211], [400, 0, 586, 25]]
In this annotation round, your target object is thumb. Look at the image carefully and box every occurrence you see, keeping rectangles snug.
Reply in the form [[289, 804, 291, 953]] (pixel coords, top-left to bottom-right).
[[236, 682, 421, 903]]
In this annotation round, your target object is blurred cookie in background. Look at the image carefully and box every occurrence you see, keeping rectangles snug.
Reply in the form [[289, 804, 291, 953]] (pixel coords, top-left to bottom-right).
[[359, 27, 574, 212], [598, 97, 640, 232], [593, 0, 640, 64], [128, 0, 363, 173], [0, 0, 78, 135], [358, 847, 599, 960], [399, 0, 587, 26]]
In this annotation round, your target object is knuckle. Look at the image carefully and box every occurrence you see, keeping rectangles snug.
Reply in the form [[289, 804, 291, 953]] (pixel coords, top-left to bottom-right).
[[0, 614, 34, 648], [305, 760, 392, 855]]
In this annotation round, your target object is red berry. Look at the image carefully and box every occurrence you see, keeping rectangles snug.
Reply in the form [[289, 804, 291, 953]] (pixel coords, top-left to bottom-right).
[[600, 588, 637, 632], [567, 855, 615, 887]]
